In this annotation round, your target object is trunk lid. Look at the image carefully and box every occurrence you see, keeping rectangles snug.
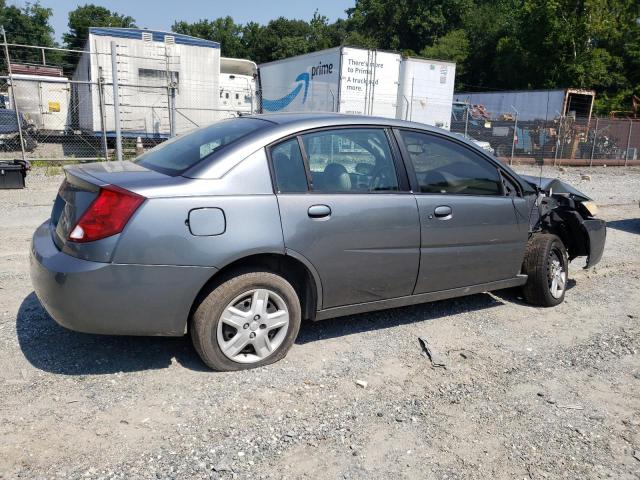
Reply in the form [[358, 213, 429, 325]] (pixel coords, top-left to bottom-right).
[[51, 161, 169, 252]]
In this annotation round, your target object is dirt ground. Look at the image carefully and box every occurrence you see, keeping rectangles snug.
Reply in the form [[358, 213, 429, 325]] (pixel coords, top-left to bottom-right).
[[0, 165, 639, 480]]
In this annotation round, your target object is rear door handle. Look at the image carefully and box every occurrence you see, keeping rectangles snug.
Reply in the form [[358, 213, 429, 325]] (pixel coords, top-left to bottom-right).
[[308, 204, 331, 219], [434, 205, 452, 218]]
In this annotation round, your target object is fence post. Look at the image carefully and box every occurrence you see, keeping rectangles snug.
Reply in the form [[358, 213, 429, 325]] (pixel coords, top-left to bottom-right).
[[110, 41, 123, 163], [1, 26, 26, 162], [463, 102, 469, 138], [589, 116, 599, 167], [624, 119, 633, 167], [554, 115, 562, 166], [168, 84, 176, 137], [97, 67, 109, 161], [510, 106, 519, 166]]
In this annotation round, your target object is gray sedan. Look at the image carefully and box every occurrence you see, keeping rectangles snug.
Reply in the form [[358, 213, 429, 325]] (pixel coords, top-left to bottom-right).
[[30, 113, 606, 371]]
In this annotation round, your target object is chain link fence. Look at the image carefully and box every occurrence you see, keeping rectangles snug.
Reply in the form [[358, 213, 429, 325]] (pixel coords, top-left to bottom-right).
[[0, 38, 255, 163], [1, 37, 638, 167], [450, 101, 639, 167]]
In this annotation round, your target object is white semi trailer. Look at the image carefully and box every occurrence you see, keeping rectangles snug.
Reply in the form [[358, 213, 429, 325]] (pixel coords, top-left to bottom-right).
[[258, 47, 455, 129], [219, 57, 257, 118]]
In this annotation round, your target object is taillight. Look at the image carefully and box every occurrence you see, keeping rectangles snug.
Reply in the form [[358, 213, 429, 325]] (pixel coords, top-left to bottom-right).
[[68, 185, 145, 243]]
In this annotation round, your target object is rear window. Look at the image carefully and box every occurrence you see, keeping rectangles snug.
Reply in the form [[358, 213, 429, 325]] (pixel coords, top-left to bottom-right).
[[134, 118, 268, 175]]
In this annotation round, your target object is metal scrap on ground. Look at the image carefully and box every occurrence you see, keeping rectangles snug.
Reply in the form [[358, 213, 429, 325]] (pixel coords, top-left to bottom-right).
[[418, 336, 446, 368]]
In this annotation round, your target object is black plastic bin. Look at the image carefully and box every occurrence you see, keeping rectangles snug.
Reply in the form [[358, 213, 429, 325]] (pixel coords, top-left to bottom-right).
[[0, 160, 28, 189]]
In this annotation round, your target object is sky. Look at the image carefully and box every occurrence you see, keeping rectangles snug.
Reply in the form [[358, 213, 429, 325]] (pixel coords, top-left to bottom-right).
[[9, 0, 355, 41]]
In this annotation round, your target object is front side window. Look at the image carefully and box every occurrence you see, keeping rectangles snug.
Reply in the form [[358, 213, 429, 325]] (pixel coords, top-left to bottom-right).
[[134, 117, 268, 176], [270, 138, 308, 193], [300, 128, 399, 193], [399, 130, 502, 196]]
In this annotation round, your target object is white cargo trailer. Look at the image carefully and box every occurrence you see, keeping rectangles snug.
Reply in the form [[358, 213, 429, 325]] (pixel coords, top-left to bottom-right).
[[259, 46, 402, 118], [8, 74, 70, 134], [219, 57, 257, 118], [72, 27, 221, 138], [259, 47, 455, 128], [396, 57, 456, 130]]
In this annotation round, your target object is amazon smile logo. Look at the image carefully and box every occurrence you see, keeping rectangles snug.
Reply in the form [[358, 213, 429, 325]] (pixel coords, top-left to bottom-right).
[[262, 72, 310, 112]]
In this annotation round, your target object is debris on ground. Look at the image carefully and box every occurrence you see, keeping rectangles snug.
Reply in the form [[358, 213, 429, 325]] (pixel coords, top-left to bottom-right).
[[418, 336, 446, 368]]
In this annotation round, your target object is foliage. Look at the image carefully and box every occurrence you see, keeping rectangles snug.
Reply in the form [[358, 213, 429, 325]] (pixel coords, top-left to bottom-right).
[[1, 0, 638, 114], [63, 4, 136, 51], [0, 1, 59, 65]]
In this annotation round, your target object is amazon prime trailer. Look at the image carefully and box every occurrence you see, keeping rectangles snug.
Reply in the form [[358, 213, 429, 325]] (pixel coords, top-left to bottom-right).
[[258, 46, 455, 129], [72, 27, 222, 138]]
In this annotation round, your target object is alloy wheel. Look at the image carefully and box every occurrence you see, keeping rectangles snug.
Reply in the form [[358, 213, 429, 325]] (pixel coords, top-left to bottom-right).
[[548, 250, 567, 299], [216, 288, 290, 364]]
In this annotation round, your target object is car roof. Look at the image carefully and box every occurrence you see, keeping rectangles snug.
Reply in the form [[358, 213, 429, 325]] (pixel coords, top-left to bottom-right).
[[245, 112, 445, 132]]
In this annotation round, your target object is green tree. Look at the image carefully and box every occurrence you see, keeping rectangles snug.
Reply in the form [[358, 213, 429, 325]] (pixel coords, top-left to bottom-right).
[[346, 0, 473, 53], [173, 16, 245, 58], [0, 1, 58, 67], [63, 4, 136, 51], [420, 29, 469, 83]]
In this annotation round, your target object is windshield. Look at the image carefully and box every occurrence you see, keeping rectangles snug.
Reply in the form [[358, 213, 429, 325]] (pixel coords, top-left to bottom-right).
[[134, 117, 269, 175]]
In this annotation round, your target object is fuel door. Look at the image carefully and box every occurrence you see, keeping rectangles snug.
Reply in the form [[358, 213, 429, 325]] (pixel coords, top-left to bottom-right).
[[187, 208, 226, 236]]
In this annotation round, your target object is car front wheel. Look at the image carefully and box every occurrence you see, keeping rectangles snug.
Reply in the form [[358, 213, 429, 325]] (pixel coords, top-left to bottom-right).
[[191, 271, 301, 371], [522, 233, 568, 307]]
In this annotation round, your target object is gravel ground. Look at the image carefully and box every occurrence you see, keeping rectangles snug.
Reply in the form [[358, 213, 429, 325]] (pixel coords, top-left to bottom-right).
[[1, 165, 639, 480]]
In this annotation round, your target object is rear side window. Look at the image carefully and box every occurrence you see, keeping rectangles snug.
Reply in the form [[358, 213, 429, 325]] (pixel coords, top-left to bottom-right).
[[270, 138, 308, 193], [399, 130, 502, 196], [134, 118, 267, 176], [300, 128, 399, 193]]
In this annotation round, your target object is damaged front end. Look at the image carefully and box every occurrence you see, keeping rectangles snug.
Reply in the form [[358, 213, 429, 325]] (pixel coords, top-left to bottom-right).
[[521, 175, 606, 268]]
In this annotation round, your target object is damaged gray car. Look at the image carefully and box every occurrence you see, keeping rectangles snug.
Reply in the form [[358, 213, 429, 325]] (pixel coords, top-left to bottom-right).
[[30, 113, 606, 371]]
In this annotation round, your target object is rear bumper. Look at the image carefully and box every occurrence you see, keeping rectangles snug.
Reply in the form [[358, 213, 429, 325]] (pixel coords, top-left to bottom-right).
[[30, 221, 217, 336], [584, 218, 606, 268]]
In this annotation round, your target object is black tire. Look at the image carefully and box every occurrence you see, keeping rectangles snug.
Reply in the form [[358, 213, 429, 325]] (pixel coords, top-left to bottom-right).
[[191, 271, 301, 371], [522, 233, 569, 307]]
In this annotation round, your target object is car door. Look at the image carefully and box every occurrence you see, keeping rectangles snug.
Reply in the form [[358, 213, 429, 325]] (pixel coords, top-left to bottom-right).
[[395, 129, 529, 294], [270, 127, 420, 309]]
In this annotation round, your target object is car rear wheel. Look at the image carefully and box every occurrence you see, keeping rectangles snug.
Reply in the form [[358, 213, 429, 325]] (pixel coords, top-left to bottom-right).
[[191, 271, 301, 371], [522, 233, 568, 307]]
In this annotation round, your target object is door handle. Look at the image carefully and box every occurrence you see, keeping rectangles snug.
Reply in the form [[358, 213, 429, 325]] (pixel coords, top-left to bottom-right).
[[433, 205, 452, 218], [308, 204, 331, 219]]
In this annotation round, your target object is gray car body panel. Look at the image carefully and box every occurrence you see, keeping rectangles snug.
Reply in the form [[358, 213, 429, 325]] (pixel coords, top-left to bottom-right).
[[413, 195, 529, 293], [113, 194, 284, 267], [30, 112, 603, 337], [30, 221, 216, 336], [277, 193, 420, 308]]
